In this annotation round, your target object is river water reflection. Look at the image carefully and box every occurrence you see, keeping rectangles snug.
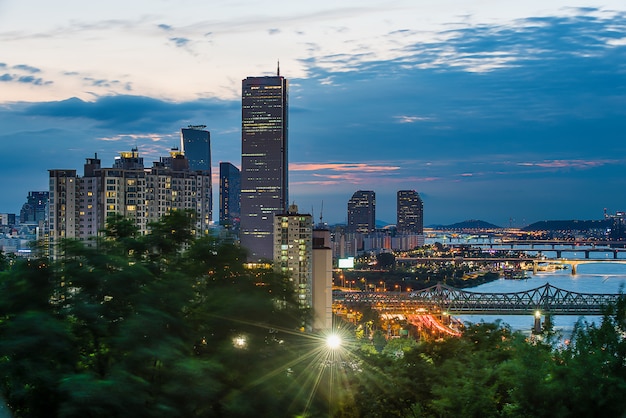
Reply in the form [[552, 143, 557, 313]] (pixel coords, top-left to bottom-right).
[[456, 262, 626, 334]]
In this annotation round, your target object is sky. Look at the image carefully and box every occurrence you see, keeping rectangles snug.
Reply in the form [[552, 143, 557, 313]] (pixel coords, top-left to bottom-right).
[[1, 0, 625, 227]]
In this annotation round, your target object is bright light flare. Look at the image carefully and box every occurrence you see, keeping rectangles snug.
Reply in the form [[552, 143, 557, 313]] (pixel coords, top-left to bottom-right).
[[233, 335, 247, 349], [326, 333, 342, 350]]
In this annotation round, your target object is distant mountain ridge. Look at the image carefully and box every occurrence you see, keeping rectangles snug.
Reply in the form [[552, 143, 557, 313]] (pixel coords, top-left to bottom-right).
[[428, 219, 501, 230], [425, 219, 611, 231], [522, 219, 611, 231], [346, 219, 611, 231]]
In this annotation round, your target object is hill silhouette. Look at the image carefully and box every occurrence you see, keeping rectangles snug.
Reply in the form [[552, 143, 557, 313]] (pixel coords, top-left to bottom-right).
[[429, 219, 501, 230]]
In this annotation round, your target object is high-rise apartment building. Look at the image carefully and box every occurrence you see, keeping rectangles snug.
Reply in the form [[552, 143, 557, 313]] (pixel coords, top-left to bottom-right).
[[397, 190, 424, 234], [180, 125, 211, 173], [48, 169, 78, 258], [219, 162, 241, 232], [240, 72, 288, 261], [347, 190, 376, 234], [273, 205, 312, 314], [99, 149, 149, 234], [47, 149, 212, 257]]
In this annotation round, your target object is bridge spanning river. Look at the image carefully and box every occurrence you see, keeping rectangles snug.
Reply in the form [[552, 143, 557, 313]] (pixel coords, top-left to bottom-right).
[[397, 256, 626, 275], [334, 283, 623, 316]]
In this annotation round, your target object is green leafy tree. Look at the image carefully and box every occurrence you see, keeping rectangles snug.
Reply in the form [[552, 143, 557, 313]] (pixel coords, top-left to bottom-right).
[[0, 211, 309, 417], [0, 258, 75, 417], [0, 250, 8, 271], [372, 330, 387, 353], [376, 252, 396, 270]]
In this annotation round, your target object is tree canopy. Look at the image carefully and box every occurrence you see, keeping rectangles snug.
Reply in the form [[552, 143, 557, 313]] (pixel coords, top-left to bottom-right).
[[1, 211, 626, 417], [0, 211, 315, 417]]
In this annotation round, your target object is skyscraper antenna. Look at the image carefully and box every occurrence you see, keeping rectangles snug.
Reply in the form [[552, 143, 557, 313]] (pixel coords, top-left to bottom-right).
[[277, 59, 280, 76]]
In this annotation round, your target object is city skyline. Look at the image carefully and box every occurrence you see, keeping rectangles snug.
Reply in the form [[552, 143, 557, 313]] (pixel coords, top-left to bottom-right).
[[1, 1, 626, 227]]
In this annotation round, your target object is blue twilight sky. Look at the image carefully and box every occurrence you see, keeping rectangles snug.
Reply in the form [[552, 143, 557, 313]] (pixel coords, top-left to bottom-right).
[[1, 0, 625, 227]]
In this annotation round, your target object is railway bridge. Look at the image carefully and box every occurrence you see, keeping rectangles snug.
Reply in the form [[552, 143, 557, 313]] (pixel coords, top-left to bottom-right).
[[333, 283, 623, 316]]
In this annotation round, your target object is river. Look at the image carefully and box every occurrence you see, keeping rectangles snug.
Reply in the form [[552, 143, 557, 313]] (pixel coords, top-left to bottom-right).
[[457, 262, 626, 334]]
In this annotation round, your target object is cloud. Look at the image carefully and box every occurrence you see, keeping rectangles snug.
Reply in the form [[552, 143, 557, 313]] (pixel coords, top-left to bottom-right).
[[169, 37, 190, 47], [290, 162, 400, 173], [517, 159, 617, 169], [158, 24, 173, 31], [19, 95, 239, 131], [0, 18, 147, 42], [83, 77, 123, 88], [98, 133, 170, 143], [2, 6, 626, 225], [16, 75, 50, 85], [268, 28, 280, 35], [13, 64, 40, 73], [394, 115, 434, 123], [291, 180, 342, 186], [608, 37, 626, 46], [0, 63, 52, 86]]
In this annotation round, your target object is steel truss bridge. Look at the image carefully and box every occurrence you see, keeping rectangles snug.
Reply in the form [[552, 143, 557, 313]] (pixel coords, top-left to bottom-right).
[[334, 283, 624, 316]]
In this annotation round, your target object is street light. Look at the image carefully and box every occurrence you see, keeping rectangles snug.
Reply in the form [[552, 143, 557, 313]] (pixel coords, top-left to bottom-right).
[[326, 334, 342, 350], [233, 335, 247, 349]]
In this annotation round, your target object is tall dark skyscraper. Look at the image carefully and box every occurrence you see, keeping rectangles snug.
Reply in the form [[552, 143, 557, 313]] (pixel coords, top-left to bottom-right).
[[347, 190, 376, 234], [397, 190, 424, 234], [20, 191, 49, 224], [219, 162, 241, 232], [240, 71, 288, 260], [181, 125, 211, 173], [180, 125, 212, 227]]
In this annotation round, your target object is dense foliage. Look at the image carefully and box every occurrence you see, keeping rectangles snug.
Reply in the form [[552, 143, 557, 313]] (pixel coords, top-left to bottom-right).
[[332, 313, 626, 417], [0, 211, 320, 417], [1, 212, 625, 417]]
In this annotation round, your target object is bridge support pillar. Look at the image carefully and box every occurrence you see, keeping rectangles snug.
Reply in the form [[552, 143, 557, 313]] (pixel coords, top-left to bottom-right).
[[585, 250, 589, 259], [556, 250, 562, 258], [532, 312, 551, 334], [571, 264, 577, 275], [533, 312, 542, 334], [533, 261, 538, 275], [615, 251, 619, 260], [544, 313, 552, 331]]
